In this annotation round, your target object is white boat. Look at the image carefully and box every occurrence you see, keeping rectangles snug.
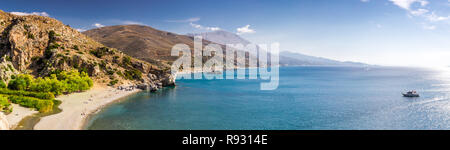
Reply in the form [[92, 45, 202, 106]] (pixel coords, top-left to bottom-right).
[[402, 91, 420, 97]]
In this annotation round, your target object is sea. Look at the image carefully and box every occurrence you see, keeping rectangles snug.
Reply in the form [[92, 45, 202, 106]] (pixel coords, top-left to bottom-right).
[[86, 66, 450, 130]]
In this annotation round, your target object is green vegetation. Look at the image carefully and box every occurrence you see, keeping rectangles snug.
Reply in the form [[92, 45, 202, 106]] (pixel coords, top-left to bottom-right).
[[23, 24, 30, 30], [72, 45, 79, 51], [7, 74, 33, 91], [108, 79, 119, 86], [0, 88, 54, 100], [90, 47, 113, 58], [8, 95, 53, 113], [122, 56, 131, 66], [116, 71, 124, 78], [0, 80, 6, 88], [48, 30, 59, 40], [0, 70, 93, 113], [55, 70, 93, 93], [0, 95, 12, 113], [5, 56, 12, 61], [48, 43, 61, 50], [124, 69, 142, 80], [7, 64, 14, 71], [28, 70, 93, 95]]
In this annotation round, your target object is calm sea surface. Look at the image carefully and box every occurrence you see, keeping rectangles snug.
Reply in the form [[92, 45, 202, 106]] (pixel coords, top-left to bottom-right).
[[86, 66, 450, 130]]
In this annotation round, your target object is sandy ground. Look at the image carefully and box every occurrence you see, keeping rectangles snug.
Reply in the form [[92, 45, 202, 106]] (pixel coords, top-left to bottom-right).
[[34, 85, 141, 130], [6, 104, 38, 129]]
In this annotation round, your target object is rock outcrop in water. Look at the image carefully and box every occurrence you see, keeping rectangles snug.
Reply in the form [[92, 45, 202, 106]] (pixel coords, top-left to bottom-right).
[[0, 10, 174, 89], [0, 113, 9, 130]]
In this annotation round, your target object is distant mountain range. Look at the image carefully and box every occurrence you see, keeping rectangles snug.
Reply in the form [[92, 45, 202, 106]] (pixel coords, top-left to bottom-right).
[[187, 30, 251, 45], [83, 26, 366, 68], [187, 30, 367, 67]]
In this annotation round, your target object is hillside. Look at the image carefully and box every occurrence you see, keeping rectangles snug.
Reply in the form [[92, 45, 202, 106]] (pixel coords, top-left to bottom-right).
[[84, 25, 219, 64], [0, 10, 174, 88], [84, 25, 252, 70]]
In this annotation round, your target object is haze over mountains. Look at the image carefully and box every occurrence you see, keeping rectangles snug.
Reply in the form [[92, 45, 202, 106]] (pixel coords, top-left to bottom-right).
[[83, 24, 366, 68], [188, 30, 367, 66]]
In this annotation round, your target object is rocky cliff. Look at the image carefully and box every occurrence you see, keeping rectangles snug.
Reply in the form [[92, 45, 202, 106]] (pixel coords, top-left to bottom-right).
[[0, 10, 174, 90]]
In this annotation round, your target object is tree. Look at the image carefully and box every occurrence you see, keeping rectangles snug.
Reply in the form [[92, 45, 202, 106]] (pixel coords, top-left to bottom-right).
[[8, 74, 34, 91], [0, 80, 6, 88]]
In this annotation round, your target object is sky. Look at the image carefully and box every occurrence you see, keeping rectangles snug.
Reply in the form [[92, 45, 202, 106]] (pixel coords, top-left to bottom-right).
[[1, 0, 449, 67]]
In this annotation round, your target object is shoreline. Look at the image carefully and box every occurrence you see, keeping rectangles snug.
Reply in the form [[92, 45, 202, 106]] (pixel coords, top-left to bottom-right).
[[34, 85, 141, 130], [5, 104, 39, 129]]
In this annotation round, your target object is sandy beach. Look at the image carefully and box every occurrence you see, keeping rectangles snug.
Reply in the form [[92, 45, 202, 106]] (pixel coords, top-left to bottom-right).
[[34, 85, 141, 130], [5, 104, 39, 129]]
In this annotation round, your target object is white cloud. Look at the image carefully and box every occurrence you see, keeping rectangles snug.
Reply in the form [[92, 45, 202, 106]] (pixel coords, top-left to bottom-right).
[[166, 17, 201, 23], [388, 0, 449, 30], [389, 0, 428, 10], [10, 11, 50, 17], [189, 22, 221, 31], [361, 0, 370, 2], [410, 8, 429, 16], [93, 23, 105, 28], [426, 12, 449, 22], [236, 25, 255, 35]]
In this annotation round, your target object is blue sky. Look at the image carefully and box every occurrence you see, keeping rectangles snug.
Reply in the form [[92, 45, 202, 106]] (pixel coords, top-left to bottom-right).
[[1, 0, 449, 67]]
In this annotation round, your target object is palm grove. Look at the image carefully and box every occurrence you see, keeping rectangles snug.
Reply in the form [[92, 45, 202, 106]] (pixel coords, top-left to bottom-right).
[[0, 70, 93, 113]]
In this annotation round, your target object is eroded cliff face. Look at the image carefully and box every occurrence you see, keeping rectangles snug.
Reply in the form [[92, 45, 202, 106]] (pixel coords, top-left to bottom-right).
[[0, 10, 174, 88], [0, 113, 9, 130]]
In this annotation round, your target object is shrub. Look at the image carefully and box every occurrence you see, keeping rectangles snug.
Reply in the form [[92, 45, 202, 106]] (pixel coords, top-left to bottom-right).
[[55, 70, 93, 93], [48, 30, 57, 39], [7, 64, 14, 71], [29, 75, 65, 96], [0, 80, 6, 88], [90, 47, 112, 58], [8, 95, 53, 113], [29, 70, 93, 95], [0, 95, 12, 113], [8, 74, 34, 91], [5, 70, 93, 99], [72, 45, 79, 50], [5, 56, 12, 61], [0, 88, 55, 100], [48, 43, 61, 50], [116, 71, 124, 78], [122, 56, 131, 66], [124, 69, 142, 80], [108, 79, 119, 86]]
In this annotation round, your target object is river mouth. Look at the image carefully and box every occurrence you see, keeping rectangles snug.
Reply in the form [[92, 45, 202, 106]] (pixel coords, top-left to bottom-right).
[[14, 100, 62, 130]]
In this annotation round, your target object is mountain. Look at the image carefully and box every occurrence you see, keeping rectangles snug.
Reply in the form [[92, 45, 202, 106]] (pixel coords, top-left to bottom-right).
[[187, 30, 251, 45], [83, 25, 250, 70], [83, 25, 222, 65], [188, 31, 367, 67], [0, 10, 174, 88], [279, 51, 366, 66]]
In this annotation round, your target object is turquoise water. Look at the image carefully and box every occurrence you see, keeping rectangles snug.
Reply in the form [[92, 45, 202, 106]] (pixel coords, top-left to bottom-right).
[[86, 67, 450, 130]]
